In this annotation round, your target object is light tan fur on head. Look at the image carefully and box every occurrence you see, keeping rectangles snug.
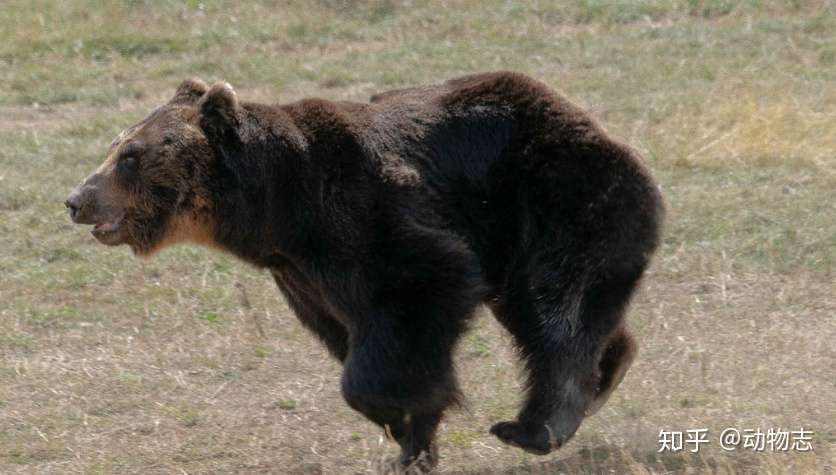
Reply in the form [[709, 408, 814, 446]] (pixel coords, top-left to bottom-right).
[[69, 78, 226, 257], [141, 211, 218, 257]]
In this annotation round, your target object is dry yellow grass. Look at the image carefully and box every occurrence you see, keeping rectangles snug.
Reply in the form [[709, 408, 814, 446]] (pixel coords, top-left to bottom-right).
[[686, 95, 836, 169]]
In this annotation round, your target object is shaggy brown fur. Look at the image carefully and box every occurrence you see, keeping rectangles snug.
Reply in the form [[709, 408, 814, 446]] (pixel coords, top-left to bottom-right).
[[67, 71, 663, 474]]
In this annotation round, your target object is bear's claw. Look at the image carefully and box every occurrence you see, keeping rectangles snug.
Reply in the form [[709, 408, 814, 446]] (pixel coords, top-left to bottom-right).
[[378, 447, 437, 474], [490, 420, 557, 455]]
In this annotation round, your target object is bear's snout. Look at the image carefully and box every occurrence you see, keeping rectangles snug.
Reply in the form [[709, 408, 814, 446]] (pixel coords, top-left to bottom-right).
[[65, 173, 108, 225], [65, 171, 132, 247], [65, 187, 97, 224]]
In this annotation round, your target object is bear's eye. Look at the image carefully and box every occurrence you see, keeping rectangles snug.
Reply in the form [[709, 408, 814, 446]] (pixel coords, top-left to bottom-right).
[[121, 155, 137, 167], [117, 142, 145, 175]]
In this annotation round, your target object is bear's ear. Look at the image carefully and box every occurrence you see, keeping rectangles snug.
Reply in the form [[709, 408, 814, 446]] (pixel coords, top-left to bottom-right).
[[198, 82, 240, 140], [171, 78, 209, 104]]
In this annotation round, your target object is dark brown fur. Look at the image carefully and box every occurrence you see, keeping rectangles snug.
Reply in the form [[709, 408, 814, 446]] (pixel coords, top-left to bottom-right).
[[67, 71, 663, 473]]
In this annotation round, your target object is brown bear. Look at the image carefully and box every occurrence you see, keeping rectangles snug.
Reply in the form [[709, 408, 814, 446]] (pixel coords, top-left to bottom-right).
[[66, 71, 663, 474]]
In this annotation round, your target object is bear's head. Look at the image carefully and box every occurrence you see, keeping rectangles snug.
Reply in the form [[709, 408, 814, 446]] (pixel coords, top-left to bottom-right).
[[65, 78, 240, 255]]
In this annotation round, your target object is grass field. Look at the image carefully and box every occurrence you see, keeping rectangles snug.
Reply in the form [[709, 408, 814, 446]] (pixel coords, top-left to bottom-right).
[[1, 1, 834, 473]]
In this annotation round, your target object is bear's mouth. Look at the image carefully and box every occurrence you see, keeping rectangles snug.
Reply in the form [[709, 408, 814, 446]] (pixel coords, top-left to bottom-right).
[[91, 212, 126, 246]]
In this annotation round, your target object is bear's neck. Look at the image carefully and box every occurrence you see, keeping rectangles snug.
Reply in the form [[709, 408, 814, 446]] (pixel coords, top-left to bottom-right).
[[209, 105, 312, 267], [208, 101, 374, 272]]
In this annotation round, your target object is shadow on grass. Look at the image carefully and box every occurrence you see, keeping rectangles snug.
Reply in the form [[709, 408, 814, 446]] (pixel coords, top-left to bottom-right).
[[452, 444, 767, 474]]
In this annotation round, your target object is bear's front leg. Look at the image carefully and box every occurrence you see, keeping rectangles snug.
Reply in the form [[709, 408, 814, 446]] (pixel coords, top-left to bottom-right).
[[340, 313, 464, 474], [377, 411, 441, 474]]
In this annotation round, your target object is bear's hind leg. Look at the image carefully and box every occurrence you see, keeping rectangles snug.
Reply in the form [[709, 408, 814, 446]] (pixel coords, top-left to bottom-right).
[[586, 325, 636, 417], [489, 254, 644, 454]]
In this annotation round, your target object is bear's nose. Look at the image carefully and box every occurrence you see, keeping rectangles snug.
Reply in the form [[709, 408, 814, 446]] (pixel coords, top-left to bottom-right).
[[65, 192, 84, 221]]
